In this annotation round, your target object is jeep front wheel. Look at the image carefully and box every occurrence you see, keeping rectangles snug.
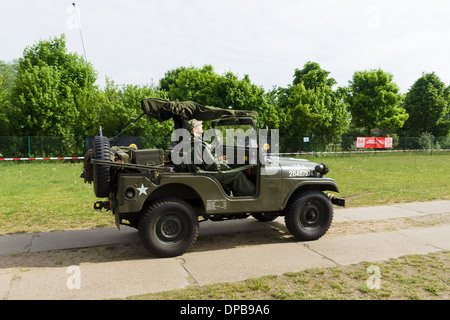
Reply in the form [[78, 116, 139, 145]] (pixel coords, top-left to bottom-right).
[[138, 197, 199, 258], [285, 190, 333, 241]]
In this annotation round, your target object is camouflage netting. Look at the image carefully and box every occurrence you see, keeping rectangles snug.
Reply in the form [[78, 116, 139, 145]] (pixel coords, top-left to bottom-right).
[[82, 149, 94, 184], [141, 98, 258, 129]]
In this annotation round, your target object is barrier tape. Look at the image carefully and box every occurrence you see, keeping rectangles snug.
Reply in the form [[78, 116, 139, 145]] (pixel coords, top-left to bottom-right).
[[269, 149, 450, 156], [0, 157, 84, 161], [0, 149, 448, 161]]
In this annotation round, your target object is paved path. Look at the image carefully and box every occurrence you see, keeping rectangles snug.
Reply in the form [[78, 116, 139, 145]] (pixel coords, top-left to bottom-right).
[[0, 200, 448, 300]]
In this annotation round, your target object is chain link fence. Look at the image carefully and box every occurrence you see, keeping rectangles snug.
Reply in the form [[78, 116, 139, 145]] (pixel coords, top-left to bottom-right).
[[0, 136, 87, 158], [1, 135, 449, 159], [0, 136, 172, 158], [280, 135, 450, 153]]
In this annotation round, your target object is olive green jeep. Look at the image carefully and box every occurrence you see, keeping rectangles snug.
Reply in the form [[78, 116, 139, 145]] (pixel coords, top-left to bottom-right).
[[82, 98, 345, 257]]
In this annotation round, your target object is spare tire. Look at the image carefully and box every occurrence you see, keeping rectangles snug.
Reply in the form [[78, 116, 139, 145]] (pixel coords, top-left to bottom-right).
[[93, 136, 111, 198]]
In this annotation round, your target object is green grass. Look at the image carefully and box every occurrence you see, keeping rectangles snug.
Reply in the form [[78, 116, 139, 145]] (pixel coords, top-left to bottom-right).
[[0, 162, 114, 234], [315, 152, 450, 206], [0, 152, 449, 235]]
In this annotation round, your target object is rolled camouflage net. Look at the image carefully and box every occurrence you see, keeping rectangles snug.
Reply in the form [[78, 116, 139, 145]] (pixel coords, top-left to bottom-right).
[[141, 98, 258, 129], [82, 149, 94, 184]]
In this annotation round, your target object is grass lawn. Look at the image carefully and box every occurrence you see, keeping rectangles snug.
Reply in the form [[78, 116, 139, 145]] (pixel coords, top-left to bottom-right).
[[0, 152, 449, 235], [0, 162, 113, 234], [311, 152, 450, 206]]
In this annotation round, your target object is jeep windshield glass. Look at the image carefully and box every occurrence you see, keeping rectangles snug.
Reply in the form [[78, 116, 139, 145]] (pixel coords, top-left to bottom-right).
[[212, 124, 257, 147]]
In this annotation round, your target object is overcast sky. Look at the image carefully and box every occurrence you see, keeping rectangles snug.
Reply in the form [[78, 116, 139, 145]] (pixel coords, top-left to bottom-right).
[[1, 0, 449, 93]]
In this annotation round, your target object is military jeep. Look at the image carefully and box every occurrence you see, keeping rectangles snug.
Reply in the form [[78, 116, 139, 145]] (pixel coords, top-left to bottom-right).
[[83, 98, 345, 257]]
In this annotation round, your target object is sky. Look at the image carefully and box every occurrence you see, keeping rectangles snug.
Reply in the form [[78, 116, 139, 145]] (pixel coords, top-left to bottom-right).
[[1, 0, 450, 93]]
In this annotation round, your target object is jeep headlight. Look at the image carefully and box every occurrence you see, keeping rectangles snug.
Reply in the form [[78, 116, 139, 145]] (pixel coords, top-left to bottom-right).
[[125, 188, 136, 199], [314, 163, 329, 175]]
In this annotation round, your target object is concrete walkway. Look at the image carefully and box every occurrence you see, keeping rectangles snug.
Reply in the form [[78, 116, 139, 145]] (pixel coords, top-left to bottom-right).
[[0, 200, 448, 300]]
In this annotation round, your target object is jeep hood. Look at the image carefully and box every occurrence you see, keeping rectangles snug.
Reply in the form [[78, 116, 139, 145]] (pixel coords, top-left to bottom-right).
[[267, 156, 319, 169], [141, 98, 258, 129], [264, 156, 328, 176]]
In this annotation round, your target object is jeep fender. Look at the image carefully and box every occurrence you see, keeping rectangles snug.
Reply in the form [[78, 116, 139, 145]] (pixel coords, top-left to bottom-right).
[[281, 178, 339, 211]]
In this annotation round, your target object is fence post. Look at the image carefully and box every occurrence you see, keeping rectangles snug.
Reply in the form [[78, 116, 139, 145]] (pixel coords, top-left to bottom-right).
[[28, 136, 31, 158]]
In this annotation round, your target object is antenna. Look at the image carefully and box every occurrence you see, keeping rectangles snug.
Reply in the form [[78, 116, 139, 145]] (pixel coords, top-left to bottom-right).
[[72, 2, 102, 135], [72, 3, 88, 62]]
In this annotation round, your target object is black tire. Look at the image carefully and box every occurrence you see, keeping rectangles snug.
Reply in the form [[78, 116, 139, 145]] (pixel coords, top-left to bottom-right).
[[251, 212, 278, 222], [285, 190, 333, 241], [138, 197, 199, 258], [92, 136, 111, 198]]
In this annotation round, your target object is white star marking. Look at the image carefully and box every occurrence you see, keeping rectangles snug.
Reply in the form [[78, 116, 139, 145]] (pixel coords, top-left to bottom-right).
[[136, 183, 149, 196]]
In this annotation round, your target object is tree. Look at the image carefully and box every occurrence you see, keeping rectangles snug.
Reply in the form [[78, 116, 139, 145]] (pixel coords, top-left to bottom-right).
[[346, 69, 407, 135], [159, 65, 280, 129], [96, 78, 173, 149], [158, 66, 189, 92], [401, 72, 449, 137], [293, 61, 337, 88], [162, 65, 219, 107], [0, 73, 9, 136], [0, 60, 18, 135], [10, 34, 97, 137], [276, 62, 350, 152]]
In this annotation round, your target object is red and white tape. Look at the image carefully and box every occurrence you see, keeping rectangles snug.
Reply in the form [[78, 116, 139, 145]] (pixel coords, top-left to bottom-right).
[[0, 157, 84, 161], [0, 149, 448, 161], [269, 149, 450, 156]]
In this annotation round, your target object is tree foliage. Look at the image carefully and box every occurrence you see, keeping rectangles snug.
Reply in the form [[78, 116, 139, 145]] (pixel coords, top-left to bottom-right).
[[10, 35, 97, 137], [346, 69, 407, 135], [95, 78, 173, 148], [159, 65, 280, 129], [401, 72, 449, 137], [276, 62, 350, 151], [0, 60, 18, 135], [0, 75, 9, 136]]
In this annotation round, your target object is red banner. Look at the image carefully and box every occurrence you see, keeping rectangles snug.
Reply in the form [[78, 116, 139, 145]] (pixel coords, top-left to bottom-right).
[[356, 137, 393, 149]]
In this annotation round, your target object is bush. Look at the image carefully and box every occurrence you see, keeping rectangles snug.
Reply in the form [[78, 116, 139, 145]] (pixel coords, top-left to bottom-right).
[[418, 132, 434, 150]]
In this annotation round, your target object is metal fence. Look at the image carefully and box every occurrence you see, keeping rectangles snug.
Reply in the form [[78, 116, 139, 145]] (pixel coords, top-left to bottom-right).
[[279, 136, 450, 153], [0, 136, 172, 159], [0, 136, 87, 158], [0, 135, 449, 159]]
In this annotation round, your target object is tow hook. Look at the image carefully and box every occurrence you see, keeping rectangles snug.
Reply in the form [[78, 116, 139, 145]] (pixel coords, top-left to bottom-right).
[[94, 200, 111, 211]]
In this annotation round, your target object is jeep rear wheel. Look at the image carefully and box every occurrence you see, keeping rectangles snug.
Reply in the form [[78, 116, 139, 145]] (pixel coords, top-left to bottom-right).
[[138, 197, 199, 258], [285, 190, 333, 241], [92, 136, 111, 198]]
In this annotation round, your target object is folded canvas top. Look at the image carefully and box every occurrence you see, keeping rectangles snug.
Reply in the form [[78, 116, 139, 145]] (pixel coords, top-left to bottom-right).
[[141, 98, 258, 128]]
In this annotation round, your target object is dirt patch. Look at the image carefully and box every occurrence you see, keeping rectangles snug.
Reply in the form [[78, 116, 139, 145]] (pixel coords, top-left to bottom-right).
[[328, 213, 450, 236]]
